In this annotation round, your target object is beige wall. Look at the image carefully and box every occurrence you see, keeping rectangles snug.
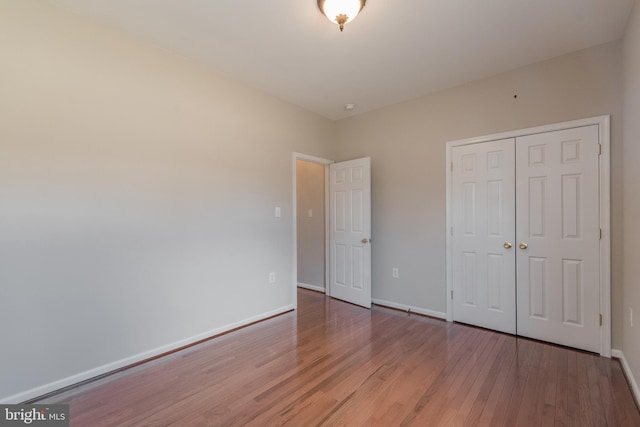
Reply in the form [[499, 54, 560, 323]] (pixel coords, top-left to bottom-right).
[[0, 0, 335, 402], [296, 160, 326, 289], [623, 0, 640, 393], [336, 42, 624, 341]]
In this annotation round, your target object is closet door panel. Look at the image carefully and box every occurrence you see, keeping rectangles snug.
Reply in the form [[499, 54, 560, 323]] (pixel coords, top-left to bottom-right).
[[451, 139, 516, 334], [515, 125, 600, 353]]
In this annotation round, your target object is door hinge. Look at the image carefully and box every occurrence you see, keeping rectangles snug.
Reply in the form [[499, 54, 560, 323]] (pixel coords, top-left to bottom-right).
[[451, 290, 454, 300], [598, 143, 602, 155], [599, 228, 603, 240], [599, 313, 603, 326]]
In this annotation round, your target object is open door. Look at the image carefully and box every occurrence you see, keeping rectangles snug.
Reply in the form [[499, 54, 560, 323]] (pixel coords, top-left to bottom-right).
[[329, 157, 371, 308]]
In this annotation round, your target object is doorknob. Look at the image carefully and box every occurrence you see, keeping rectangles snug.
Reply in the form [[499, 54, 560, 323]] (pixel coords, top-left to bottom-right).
[[504, 242, 513, 249], [519, 242, 528, 250], [361, 238, 369, 244]]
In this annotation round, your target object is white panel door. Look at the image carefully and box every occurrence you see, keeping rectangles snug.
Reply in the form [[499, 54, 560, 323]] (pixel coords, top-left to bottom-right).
[[516, 126, 600, 353], [452, 139, 516, 334], [329, 158, 371, 308]]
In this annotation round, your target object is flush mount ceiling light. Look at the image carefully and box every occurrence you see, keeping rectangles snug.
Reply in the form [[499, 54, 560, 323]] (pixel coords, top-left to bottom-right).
[[317, 0, 366, 32]]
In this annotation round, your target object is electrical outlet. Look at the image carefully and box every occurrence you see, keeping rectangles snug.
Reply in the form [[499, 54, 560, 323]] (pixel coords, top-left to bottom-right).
[[631, 307, 634, 328], [392, 268, 399, 278], [307, 209, 313, 217], [268, 272, 276, 284], [275, 207, 281, 218]]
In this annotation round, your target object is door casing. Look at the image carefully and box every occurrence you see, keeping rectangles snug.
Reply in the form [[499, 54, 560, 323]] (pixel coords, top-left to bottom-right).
[[445, 115, 611, 357]]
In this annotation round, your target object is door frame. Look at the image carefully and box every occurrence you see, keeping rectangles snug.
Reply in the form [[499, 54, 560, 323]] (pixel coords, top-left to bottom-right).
[[292, 153, 333, 310], [445, 115, 611, 357]]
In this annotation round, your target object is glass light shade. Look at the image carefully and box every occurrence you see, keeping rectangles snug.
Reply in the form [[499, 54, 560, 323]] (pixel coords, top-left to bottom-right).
[[318, 0, 366, 31]]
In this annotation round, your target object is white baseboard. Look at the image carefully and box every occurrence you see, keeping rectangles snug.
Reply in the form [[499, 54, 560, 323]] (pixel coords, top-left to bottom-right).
[[372, 298, 446, 319], [297, 283, 325, 293], [0, 305, 294, 404], [612, 348, 640, 406]]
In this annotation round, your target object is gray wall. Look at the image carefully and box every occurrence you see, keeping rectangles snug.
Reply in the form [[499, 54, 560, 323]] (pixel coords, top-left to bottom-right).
[[336, 42, 624, 338], [623, 0, 640, 393], [0, 0, 335, 401], [296, 160, 326, 290]]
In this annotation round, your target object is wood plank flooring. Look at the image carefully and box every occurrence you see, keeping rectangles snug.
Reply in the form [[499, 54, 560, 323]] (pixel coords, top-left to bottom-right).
[[40, 289, 640, 426]]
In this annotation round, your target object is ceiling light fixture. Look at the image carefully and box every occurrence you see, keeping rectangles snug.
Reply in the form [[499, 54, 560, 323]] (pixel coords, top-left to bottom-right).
[[317, 0, 366, 32]]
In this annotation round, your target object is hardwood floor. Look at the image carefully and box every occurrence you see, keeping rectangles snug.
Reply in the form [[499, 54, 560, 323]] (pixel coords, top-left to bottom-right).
[[40, 289, 640, 426]]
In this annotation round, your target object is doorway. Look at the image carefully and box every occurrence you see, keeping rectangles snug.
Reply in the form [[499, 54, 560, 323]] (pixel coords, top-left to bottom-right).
[[292, 153, 332, 309], [292, 153, 373, 310], [296, 159, 328, 294]]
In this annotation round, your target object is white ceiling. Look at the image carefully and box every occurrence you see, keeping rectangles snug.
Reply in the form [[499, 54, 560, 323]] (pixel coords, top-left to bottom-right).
[[48, 0, 635, 120]]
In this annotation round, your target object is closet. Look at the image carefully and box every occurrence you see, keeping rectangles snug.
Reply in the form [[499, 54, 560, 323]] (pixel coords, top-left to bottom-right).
[[446, 117, 610, 355]]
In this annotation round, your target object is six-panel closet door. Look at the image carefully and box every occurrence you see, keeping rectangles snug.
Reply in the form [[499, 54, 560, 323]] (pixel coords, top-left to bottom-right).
[[451, 139, 517, 334], [451, 125, 601, 353], [515, 125, 600, 353]]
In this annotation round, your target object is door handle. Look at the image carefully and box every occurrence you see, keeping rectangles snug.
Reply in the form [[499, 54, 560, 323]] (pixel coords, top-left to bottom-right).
[[519, 242, 528, 250], [361, 238, 370, 244], [504, 242, 513, 249]]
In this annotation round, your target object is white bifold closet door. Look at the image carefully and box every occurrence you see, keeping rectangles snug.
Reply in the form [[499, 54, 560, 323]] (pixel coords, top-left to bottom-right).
[[451, 139, 516, 334], [451, 125, 601, 353], [515, 125, 600, 353]]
